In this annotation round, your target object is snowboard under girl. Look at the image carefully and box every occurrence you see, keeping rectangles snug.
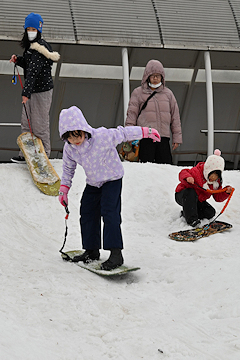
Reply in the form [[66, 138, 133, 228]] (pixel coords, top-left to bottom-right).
[[175, 149, 233, 227], [58, 106, 160, 270]]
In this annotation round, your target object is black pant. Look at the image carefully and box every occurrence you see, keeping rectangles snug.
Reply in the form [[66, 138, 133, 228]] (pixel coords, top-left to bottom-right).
[[139, 137, 172, 164], [80, 179, 123, 250], [175, 188, 216, 224]]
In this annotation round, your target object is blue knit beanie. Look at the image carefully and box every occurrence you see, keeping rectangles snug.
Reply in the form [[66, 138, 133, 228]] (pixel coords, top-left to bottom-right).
[[24, 13, 43, 33]]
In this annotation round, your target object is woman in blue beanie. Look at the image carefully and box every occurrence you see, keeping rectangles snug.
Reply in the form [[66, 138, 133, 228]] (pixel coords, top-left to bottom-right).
[[10, 13, 60, 162]]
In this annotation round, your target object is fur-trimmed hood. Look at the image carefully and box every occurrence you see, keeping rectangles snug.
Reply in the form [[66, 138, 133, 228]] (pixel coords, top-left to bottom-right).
[[30, 42, 60, 62]]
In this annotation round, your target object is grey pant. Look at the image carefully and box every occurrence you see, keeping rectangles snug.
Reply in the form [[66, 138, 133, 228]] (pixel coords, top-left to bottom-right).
[[20, 89, 53, 158]]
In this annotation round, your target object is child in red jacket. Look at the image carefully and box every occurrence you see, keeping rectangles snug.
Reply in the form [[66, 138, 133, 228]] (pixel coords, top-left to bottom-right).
[[175, 149, 233, 227]]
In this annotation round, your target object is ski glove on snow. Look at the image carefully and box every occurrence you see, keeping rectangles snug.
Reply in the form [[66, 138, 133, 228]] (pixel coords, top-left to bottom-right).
[[142, 127, 160, 142], [59, 185, 70, 206]]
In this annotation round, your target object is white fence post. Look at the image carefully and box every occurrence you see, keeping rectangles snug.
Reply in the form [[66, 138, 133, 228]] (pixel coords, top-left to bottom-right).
[[122, 48, 130, 125], [204, 51, 214, 156]]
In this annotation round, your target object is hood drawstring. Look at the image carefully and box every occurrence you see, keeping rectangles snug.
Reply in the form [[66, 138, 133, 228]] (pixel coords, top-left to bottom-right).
[[13, 64, 37, 155]]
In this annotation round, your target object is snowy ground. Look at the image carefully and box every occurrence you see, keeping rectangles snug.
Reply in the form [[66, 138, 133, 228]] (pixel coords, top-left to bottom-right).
[[0, 160, 240, 360]]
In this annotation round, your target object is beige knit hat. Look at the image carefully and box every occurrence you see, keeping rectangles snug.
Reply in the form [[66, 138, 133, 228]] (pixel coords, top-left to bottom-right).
[[203, 149, 225, 189]]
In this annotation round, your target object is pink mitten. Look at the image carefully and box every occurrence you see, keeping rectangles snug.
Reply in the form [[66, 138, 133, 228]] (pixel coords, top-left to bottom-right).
[[59, 185, 70, 206], [142, 127, 160, 142]]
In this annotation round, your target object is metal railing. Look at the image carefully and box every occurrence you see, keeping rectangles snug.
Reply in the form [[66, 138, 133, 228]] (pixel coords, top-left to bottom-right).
[[0, 123, 21, 126], [201, 129, 240, 134]]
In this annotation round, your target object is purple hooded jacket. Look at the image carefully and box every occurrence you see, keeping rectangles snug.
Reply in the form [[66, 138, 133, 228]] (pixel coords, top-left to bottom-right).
[[59, 106, 143, 188]]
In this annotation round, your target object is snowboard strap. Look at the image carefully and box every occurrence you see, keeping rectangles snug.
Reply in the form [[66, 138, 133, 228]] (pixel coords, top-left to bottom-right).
[[14, 64, 37, 155], [207, 187, 235, 225], [194, 183, 235, 218], [196, 185, 235, 229], [195, 184, 231, 195], [59, 202, 72, 261]]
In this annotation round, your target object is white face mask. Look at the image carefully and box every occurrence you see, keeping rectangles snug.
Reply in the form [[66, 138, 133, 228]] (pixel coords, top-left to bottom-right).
[[27, 31, 37, 41], [148, 81, 162, 89]]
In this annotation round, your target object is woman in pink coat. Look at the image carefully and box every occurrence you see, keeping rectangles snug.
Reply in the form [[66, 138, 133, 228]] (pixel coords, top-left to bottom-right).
[[125, 59, 182, 164]]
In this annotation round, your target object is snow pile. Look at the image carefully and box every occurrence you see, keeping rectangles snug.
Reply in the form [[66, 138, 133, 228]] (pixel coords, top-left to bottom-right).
[[0, 161, 240, 360]]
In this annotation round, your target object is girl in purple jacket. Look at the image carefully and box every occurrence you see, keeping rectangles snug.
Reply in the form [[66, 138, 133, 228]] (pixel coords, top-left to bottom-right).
[[58, 106, 160, 270]]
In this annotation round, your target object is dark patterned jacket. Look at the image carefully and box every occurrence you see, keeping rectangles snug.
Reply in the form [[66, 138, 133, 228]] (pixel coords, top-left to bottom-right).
[[16, 39, 60, 98]]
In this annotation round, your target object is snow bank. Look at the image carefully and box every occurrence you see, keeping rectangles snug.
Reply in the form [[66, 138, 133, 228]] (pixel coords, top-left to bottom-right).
[[0, 161, 240, 359]]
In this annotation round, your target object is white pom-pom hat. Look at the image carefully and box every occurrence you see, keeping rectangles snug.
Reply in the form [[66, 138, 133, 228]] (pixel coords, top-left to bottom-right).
[[203, 149, 225, 189]]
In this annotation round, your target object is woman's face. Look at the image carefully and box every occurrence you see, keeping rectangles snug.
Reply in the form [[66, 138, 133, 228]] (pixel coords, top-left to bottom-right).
[[149, 73, 161, 85]]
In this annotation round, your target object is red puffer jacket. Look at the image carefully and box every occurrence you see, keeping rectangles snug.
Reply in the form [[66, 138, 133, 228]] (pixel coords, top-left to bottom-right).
[[175, 162, 229, 203]]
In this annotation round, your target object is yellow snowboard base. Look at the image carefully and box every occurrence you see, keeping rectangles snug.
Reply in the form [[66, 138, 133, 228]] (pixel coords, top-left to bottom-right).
[[17, 132, 60, 196]]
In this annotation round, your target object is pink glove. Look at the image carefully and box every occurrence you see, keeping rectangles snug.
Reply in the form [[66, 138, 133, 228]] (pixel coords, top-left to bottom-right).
[[142, 127, 160, 142], [59, 185, 70, 206]]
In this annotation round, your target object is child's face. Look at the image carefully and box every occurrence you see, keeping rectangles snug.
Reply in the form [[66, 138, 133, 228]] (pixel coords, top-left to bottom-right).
[[208, 172, 219, 182], [68, 131, 85, 146]]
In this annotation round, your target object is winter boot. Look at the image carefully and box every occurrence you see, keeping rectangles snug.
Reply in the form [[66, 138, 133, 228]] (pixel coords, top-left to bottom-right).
[[180, 210, 185, 218], [11, 156, 26, 164], [100, 249, 123, 271], [72, 249, 100, 263], [188, 218, 201, 228]]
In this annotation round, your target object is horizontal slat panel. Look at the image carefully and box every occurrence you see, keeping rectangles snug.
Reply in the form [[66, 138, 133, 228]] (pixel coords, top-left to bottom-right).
[[71, 0, 161, 46], [0, 0, 75, 42], [230, 0, 240, 34], [155, 0, 240, 50], [0, 0, 239, 50]]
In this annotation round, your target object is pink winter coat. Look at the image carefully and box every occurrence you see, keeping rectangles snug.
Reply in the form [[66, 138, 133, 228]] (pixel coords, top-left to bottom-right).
[[125, 59, 182, 144], [175, 162, 229, 203]]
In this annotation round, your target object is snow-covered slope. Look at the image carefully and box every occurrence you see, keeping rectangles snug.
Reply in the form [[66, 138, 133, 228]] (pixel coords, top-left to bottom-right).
[[1, 161, 240, 360]]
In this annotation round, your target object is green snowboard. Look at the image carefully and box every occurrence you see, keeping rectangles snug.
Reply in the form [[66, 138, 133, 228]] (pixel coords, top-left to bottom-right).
[[61, 250, 140, 276], [17, 132, 60, 196]]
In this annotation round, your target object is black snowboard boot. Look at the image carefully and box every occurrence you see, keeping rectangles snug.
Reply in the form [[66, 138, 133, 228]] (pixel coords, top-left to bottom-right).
[[188, 218, 201, 228], [72, 249, 100, 263], [100, 249, 124, 271], [11, 156, 26, 164]]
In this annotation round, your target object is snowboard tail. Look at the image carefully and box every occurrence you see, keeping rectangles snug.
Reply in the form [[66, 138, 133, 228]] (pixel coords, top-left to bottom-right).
[[61, 250, 140, 276], [17, 132, 60, 196], [169, 221, 232, 241]]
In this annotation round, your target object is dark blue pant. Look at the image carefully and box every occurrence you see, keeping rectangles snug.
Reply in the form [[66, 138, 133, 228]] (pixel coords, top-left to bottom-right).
[[80, 179, 123, 250]]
